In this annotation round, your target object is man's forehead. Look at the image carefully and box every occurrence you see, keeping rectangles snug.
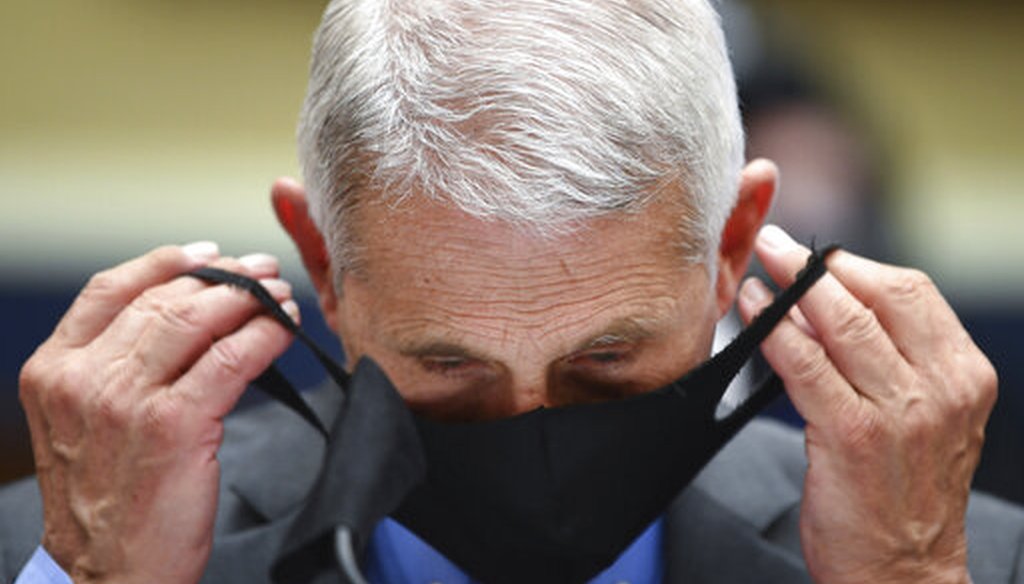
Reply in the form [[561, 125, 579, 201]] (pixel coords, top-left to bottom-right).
[[339, 193, 712, 356], [350, 192, 694, 275]]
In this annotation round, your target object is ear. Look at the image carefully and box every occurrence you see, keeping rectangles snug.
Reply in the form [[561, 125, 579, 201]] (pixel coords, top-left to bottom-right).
[[714, 158, 778, 317], [271, 177, 341, 332]]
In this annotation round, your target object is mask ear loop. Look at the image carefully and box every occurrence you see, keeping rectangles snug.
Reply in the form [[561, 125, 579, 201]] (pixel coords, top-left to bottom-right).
[[189, 267, 375, 584], [709, 244, 840, 436], [335, 527, 370, 584], [187, 267, 349, 438]]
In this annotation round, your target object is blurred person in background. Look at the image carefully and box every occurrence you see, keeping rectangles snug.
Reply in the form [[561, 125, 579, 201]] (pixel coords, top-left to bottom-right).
[[714, 5, 900, 423], [723, 0, 1024, 510], [2, 1, 1024, 583]]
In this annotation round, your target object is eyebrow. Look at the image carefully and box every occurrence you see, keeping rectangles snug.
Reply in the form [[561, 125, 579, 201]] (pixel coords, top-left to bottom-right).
[[395, 339, 493, 361], [391, 314, 667, 362], [568, 315, 664, 354]]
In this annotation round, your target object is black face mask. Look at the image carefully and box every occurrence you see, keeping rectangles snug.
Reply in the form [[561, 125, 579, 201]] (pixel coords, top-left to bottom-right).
[[190, 244, 836, 584]]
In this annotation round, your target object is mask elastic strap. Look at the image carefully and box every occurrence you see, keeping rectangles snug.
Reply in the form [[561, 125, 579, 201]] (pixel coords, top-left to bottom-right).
[[189, 269, 419, 584], [187, 267, 348, 438], [699, 244, 840, 433], [710, 244, 838, 380], [666, 244, 837, 426]]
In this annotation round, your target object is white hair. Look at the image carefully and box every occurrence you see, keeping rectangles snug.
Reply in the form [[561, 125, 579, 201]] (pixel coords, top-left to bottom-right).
[[298, 0, 744, 278]]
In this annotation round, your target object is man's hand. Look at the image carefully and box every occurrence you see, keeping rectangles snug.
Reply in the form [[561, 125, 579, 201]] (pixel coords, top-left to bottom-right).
[[18, 243, 299, 583], [737, 226, 996, 584]]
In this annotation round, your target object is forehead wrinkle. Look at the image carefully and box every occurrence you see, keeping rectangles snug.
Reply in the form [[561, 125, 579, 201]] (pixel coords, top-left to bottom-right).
[[376, 309, 521, 356], [376, 287, 679, 362], [534, 296, 679, 345], [380, 253, 686, 316], [385, 275, 682, 339], [463, 257, 680, 294], [358, 200, 690, 282], [571, 314, 666, 352], [475, 279, 676, 322]]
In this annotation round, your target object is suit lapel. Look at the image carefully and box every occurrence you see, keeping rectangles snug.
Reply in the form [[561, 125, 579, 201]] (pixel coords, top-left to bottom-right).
[[221, 382, 345, 522], [664, 485, 810, 583], [663, 419, 812, 583], [202, 383, 347, 584]]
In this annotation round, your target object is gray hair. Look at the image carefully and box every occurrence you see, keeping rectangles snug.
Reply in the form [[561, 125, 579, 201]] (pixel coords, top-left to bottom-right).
[[298, 0, 744, 279]]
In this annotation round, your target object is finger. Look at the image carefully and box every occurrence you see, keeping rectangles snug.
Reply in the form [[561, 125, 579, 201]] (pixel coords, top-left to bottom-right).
[[103, 277, 294, 389], [143, 252, 283, 307], [788, 304, 819, 341], [55, 243, 220, 347], [235, 253, 282, 280], [172, 305, 299, 419], [754, 226, 908, 400], [737, 277, 859, 424], [93, 253, 285, 356], [823, 251, 971, 366]]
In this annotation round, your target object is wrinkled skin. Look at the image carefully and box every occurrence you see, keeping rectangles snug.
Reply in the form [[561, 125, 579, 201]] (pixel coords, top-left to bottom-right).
[[18, 160, 995, 583], [19, 248, 299, 583], [737, 228, 995, 584]]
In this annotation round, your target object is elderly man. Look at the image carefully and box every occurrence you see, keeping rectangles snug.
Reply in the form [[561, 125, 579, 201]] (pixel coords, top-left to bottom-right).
[[3, 0, 1023, 582]]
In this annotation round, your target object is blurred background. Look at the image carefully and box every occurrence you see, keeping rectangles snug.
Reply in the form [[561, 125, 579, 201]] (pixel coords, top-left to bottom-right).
[[1, 0, 1021, 505]]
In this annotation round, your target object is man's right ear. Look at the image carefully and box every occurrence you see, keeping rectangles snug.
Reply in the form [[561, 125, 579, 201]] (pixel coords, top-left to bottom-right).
[[270, 177, 341, 332]]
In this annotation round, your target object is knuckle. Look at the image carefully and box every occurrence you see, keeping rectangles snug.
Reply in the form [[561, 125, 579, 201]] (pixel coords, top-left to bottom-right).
[[140, 395, 185, 444], [158, 298, 205, 334], [834, 404, 884, 450], [195, 420, 225, 451], [18, 355, 46, 400], [969, 358, 998, 413], [134, 286, 166, 311], [832, 302, 880, 346], [35, 360, 88, 414], [135, 291, 206, 336], [90, 391, 130, 430], [897, 392, 944, 444], [81, 269, 123, 303], [149, 244, 188, 269], [788, 344, 832, 386], [886, 268, 935, 302], [944, 385, 975, 419], [209, 339, 247, 379], [152, 244, 183, 259], [975, 358, 998, 397]]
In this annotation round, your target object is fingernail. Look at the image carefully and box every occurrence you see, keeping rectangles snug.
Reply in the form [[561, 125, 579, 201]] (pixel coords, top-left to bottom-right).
[[239, 253, 279, 272], [759, 224, 794, 250], [258, 278, 292, 298], [182, 241, 219, 262], [741, 277, 771, 305], [282, 299, 300, 322]]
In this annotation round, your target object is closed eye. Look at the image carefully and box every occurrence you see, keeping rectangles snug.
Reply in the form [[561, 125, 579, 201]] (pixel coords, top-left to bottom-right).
[[419, 355, 480, 377], [566, 348, 635, 370]]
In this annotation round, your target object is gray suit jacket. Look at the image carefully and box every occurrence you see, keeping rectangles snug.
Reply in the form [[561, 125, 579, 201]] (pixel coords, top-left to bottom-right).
[[2, 383, 1023, 583]]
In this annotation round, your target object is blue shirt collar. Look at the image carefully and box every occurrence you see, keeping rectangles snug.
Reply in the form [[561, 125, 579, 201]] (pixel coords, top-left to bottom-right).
[[363, 516, 664, 584]]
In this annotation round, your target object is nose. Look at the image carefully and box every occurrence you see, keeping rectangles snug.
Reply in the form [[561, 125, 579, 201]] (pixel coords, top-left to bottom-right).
[[505, 365, 586, 414], [506, 383, 551, 414]]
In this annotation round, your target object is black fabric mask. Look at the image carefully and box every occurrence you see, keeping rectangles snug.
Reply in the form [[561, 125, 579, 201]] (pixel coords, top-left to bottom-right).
[[190, 244, 837, 584]]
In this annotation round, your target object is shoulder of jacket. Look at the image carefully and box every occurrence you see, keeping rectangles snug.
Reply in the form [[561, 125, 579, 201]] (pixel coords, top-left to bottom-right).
[[691, 417, 806, 532], [965, 490, 1024, 583], [0, 477, 45, 581]]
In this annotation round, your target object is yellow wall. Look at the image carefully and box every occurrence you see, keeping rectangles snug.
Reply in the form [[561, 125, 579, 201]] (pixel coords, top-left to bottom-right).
[[0, 0, 325, 282], [1, 0, 1021, 300]]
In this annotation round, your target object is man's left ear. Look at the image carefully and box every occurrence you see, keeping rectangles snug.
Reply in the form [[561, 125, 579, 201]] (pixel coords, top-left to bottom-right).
[[714, 158, 778, 317], [270, 177, 341, 331]]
